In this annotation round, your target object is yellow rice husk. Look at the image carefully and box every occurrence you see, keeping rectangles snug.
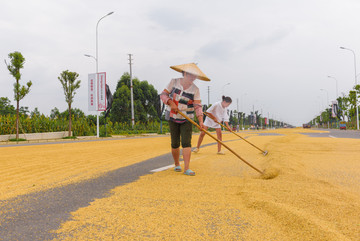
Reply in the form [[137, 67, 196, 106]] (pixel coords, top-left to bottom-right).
[[1, 129, 359, 240]]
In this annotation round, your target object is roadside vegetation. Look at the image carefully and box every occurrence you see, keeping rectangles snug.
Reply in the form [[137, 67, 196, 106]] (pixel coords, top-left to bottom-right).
[[1, 51, 286, 140], [308, 84, 360, 129]]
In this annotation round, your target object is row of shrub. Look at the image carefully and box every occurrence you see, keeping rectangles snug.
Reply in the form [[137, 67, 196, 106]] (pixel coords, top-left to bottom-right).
[[0, 114, 170, 137]]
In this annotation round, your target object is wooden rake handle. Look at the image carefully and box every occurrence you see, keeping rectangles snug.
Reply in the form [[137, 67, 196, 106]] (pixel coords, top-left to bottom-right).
[[177, 110, 263, 174], [203, 113, 267, 154]]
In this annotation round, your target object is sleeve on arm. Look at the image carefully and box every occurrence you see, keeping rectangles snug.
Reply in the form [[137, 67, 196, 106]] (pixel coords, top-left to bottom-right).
[[160, 79, 176, 104], [165, 79, 176, 92], [223, 109, 230, 122], [194, 87, 201, 101], [206, 102, 216, 113], [193, 87, 203, 117], [160, 91, 170, 104]]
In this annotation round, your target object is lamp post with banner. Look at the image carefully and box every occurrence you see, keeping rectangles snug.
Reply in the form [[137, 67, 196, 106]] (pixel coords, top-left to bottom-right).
[[85, 12, 114, 137]]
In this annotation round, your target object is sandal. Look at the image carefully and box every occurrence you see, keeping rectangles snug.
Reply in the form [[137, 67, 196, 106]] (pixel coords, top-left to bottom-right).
[[174, 166, 182, 172], [192, 148, 199, 153], [183, 169, 195, 176]]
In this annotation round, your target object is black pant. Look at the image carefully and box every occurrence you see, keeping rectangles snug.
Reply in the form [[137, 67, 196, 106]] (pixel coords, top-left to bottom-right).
[[169, 120, 192, 148]]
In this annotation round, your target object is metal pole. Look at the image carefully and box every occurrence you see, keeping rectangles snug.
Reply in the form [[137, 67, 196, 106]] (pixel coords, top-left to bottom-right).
[[221, 83, 230, 96], [236, 98, 239, 129], [96, 11, 114, 137], [327, 76, 338, 99], [129, 54, 135, 127], [207, 86, 210, 106], [320, 89, 329, 106], [340, 47, 359, 130], [321, 89, 329, 129], [178, 111, 263, 174]]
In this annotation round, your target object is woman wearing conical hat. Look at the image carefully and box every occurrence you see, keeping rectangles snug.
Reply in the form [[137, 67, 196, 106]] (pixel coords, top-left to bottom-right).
[[160, 63, 210, 176]]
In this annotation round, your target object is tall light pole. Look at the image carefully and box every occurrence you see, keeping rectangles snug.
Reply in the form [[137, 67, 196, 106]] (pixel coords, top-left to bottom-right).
[[128, 54, 134, 127], [241, 93, 247, 130], [327, 76, 338, 99], [221, 83, 230, 96], [92, 11, 114, 137], [207, 86, 210, 106], [327, 76, 340, 128], [340, 46, 359, 130], [320, 88, 330, 129], [320, 89, 329, 106]]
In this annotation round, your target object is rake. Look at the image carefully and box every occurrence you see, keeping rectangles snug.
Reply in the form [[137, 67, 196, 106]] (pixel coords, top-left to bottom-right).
[[177, 110, 263, 174], [203, 112, 268, 156]]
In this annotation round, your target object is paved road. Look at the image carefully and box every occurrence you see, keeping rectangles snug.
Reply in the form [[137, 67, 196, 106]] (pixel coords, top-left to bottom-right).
[[0, 132, 283, 240], [301, 129, 360, 139], [0, 139, 241, 241], [0, 135, 164, 148], [0, 152, 175, 241]]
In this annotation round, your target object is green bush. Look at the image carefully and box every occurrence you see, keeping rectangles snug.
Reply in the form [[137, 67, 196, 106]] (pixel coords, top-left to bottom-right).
[[0, 113, 171, 137]]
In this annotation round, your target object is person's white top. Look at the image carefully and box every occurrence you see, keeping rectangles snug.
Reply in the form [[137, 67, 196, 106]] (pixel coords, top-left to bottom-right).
[[204, 101, 229, 128]]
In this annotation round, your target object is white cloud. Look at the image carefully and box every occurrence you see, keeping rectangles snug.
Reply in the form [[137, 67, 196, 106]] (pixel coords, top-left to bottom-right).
[[1, 0, 360, 125]]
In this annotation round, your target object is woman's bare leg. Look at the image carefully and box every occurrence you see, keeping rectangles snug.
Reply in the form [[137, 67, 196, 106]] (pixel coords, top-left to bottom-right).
[[216, 128, 222, 152], [182, 147, 191, 170], [196, 126, 208, 149], [172, 148, 180, 166]]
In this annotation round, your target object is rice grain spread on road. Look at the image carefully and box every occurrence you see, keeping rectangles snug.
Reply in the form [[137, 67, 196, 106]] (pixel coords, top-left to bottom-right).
[[1, 129, 359, 240]]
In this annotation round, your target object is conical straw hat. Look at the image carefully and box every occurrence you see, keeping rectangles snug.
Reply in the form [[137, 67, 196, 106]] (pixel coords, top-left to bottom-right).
[[170, 63, 210, 81]]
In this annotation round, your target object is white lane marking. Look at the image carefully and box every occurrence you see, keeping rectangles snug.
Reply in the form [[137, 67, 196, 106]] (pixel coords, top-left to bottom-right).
[[150, 154, 212, 173], [150, 164, 175, 172], [329, 135, 337, 138]]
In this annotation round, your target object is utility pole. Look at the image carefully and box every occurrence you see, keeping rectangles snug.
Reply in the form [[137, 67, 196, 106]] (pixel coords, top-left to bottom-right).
[[207, 86, 210, 106], [128, 54, 135, 127], [237, 98, 239, 131], [253, 104, 255, 127]]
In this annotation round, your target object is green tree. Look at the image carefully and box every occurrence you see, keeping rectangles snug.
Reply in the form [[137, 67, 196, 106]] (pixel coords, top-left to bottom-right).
[[50, 107, 61, 119], [19, 106, 30, 117], [0, 97, 16, 115], [5, 51, 32, 139], [58, 70, 81, 137], [337, 95, 349, 121], [111, 84, 131, 123], [110, 73, 159, 124], [60, 108, 85, 119], [30, 107, 41, 118]]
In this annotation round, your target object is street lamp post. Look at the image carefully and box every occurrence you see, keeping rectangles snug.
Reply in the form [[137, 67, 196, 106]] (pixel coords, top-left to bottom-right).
[[241, 93, 247, 130], [92, 11, 114, 138], [320, 88, 329, 128], [221, 83, 230, 96], [327, 76, 339, 128], [128, 54, 134, 127], [340, 46, 359, 130], [320, 89, 329, 106], [327, 76, 338, 99]]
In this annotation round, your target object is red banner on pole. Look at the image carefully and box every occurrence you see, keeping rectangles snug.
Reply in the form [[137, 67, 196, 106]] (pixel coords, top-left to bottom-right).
[[97, 72, 107, 111], [88, 74, 96, 111]]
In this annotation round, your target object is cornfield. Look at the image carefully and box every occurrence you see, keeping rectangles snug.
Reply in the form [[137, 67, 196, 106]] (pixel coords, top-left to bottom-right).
[[0, 114, 168, 137]]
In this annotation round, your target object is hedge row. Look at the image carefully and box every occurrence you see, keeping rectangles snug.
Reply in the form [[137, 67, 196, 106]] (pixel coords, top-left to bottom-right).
[[0, 114, 169, 137]]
